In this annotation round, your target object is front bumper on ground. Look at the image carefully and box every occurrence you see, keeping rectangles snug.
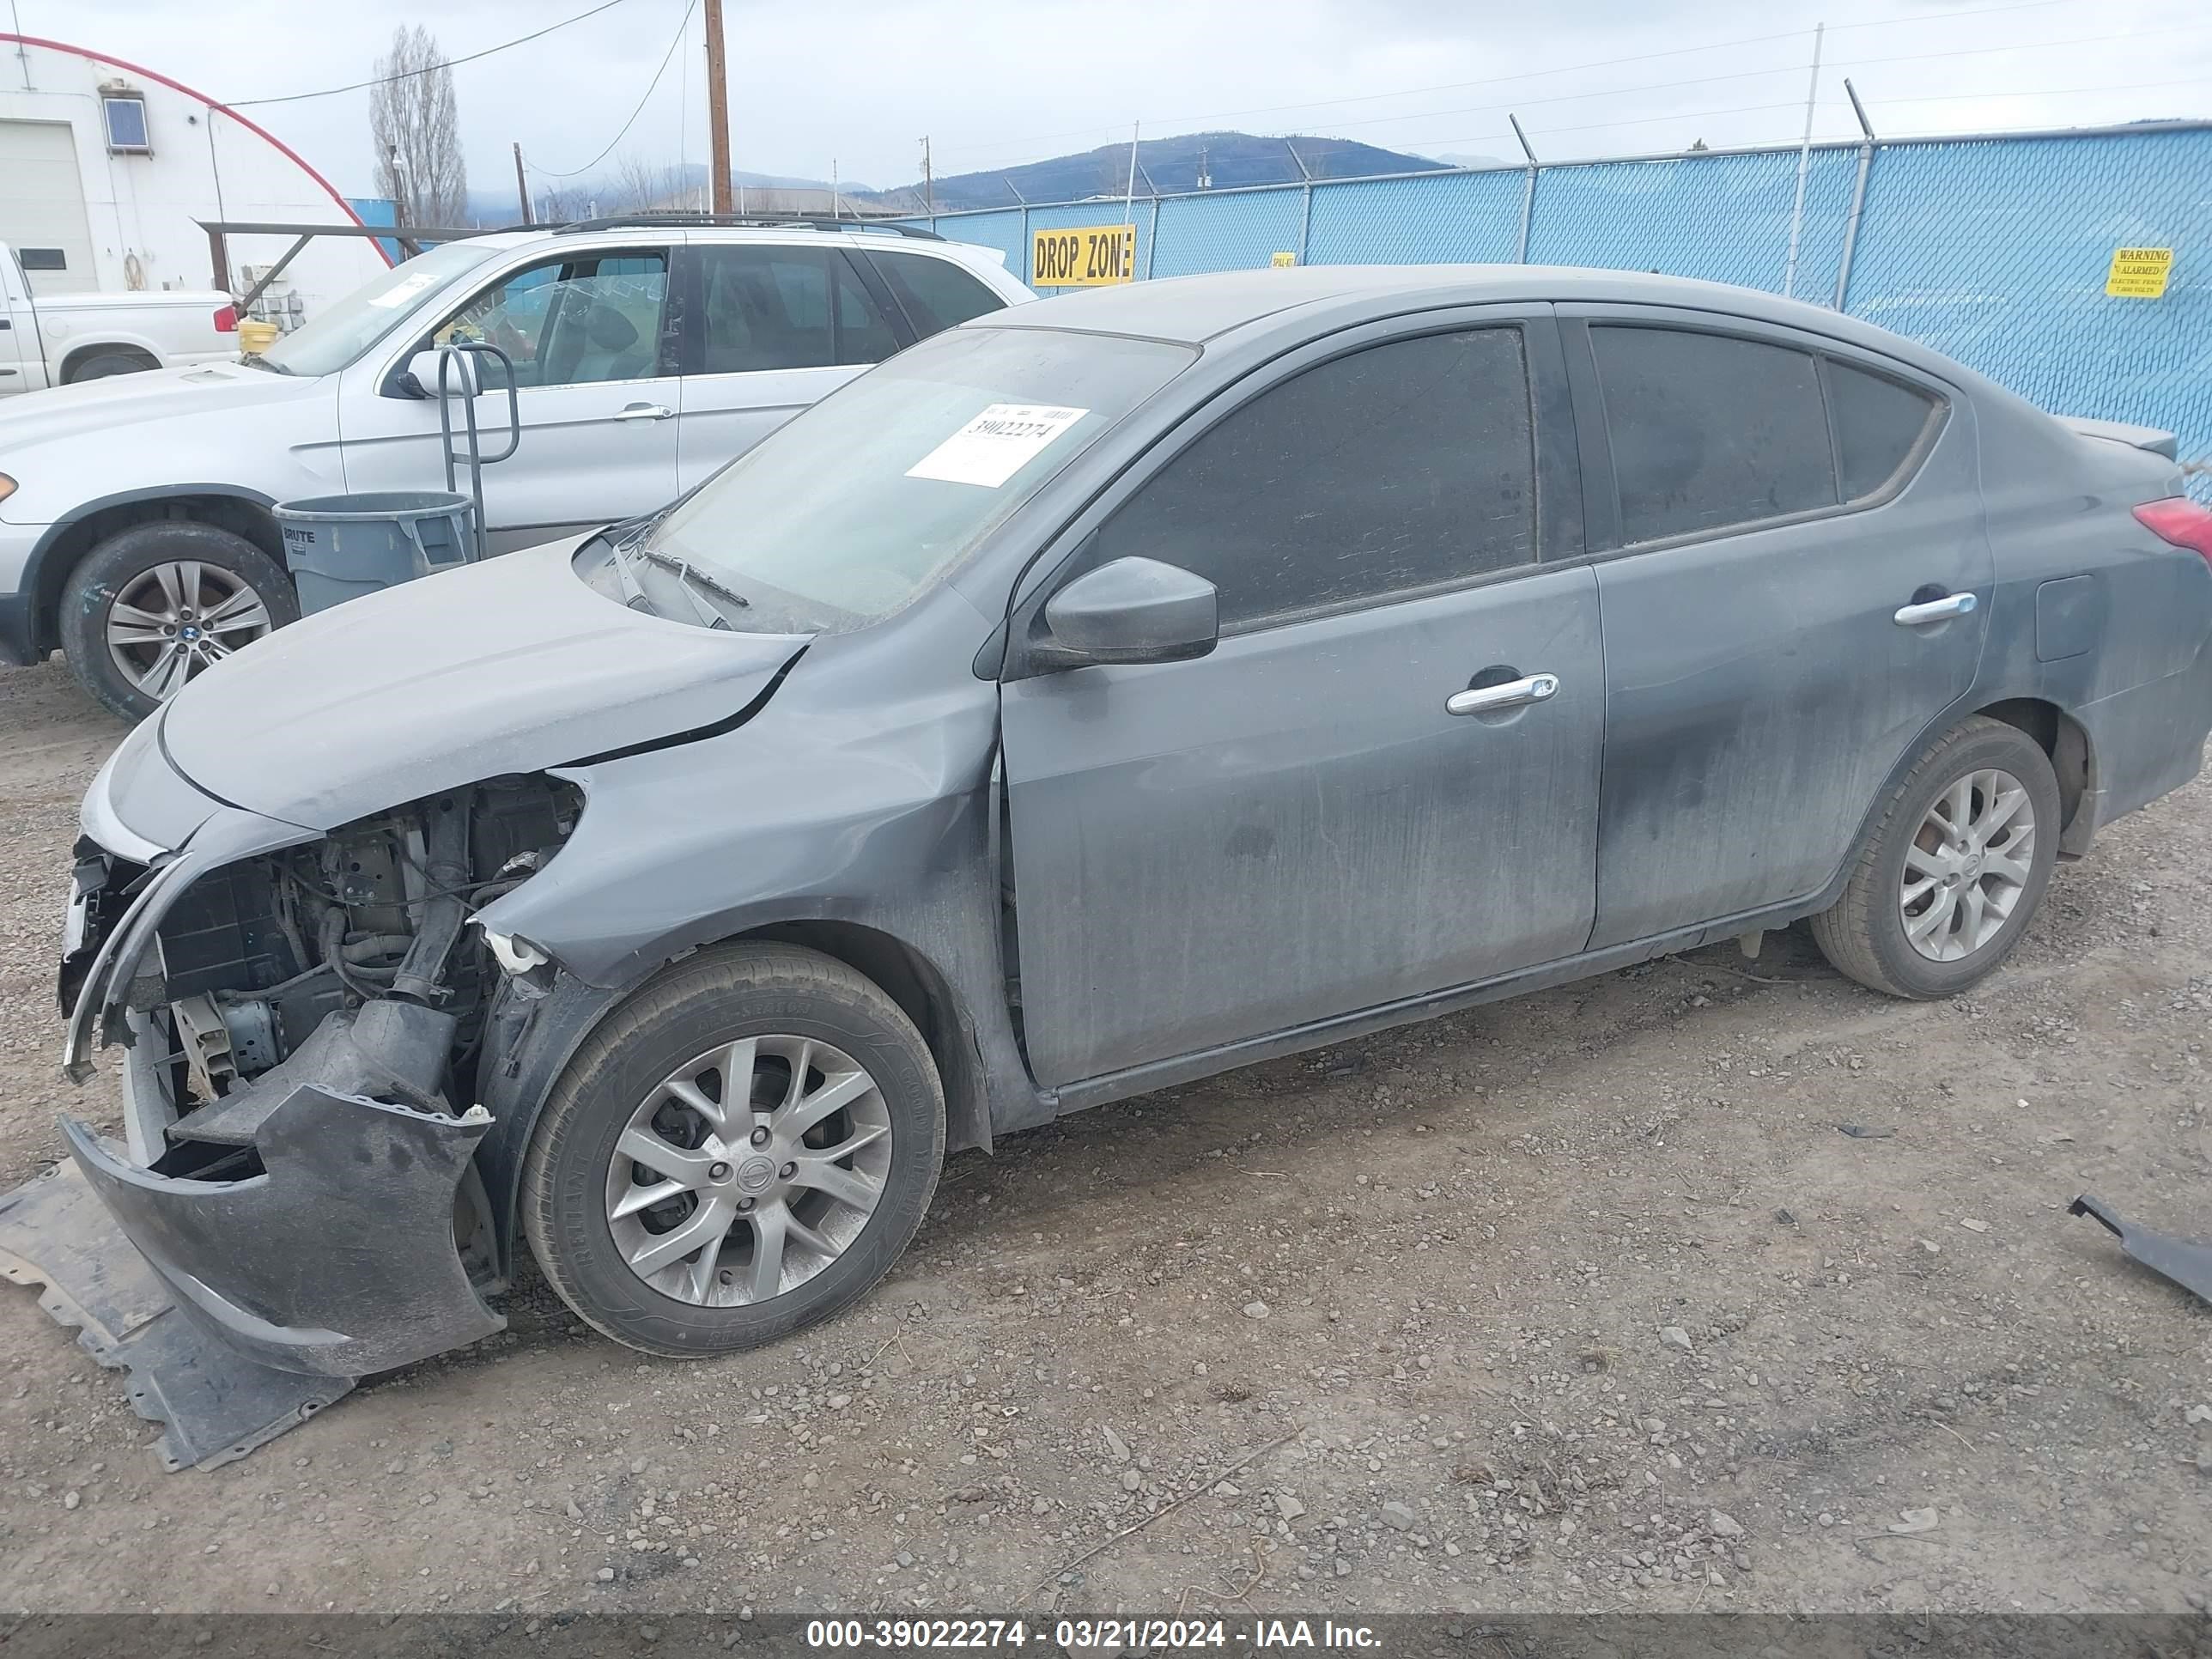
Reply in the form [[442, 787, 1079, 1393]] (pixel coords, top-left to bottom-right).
[[0, 1159, 353, 1472], [8, 796, 510, 1467], [60, 1079, 502, 1379]]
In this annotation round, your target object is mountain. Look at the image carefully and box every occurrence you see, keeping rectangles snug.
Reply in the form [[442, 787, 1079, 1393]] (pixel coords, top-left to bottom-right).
[[859, 131, 1449, 213], [465, 165, 880, 226], [459, 131, 1446, 225]]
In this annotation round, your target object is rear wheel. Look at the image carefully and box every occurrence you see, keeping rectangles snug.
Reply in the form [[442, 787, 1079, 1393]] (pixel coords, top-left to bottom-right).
[[1810, 716, 2060, 999], [65, 349, 159, 382], [521, 943, 945, 1357], [58, 521, 295, 721]]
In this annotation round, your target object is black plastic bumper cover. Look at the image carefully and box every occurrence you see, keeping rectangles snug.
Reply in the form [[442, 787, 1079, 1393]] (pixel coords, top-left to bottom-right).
[[62, 1081, 503, 1379], [2070, 1192, 2212, 1307], [0, 1160, 353, 1471]]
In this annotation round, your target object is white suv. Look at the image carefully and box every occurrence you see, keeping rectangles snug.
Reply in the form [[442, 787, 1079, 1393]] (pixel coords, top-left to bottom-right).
[[0, 217, 1032, 720]]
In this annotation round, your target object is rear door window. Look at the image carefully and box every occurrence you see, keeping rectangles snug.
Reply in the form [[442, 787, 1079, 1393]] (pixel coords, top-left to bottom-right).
[[1593, 325, 1836, 543], [696, 246, 903, 374], [1828, 360, 1942, 501], [867, 252, 1007, 337], [1083, 326, 1537, 630]]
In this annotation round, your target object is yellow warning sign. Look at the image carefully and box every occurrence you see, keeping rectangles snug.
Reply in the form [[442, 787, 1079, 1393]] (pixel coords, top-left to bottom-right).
[[1031, 224, 1135, 287], [1270, 251, 1297, 267], [2106, 246, 2173, 298]]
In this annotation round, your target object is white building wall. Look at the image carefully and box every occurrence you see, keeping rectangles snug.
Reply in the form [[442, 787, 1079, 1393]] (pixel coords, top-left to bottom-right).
[[0, 35, 388, 317]]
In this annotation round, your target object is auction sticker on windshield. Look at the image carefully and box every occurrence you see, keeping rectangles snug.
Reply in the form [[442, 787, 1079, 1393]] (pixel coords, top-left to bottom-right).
[[905, 404, 1089, 489], [368, 270, 443, 309]]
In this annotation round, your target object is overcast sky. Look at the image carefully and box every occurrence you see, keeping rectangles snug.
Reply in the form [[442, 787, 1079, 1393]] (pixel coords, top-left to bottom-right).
[[25, 0, 2212, 199]]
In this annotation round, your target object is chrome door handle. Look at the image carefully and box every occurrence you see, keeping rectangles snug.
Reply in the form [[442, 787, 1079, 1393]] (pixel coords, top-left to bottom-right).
[[1447, 672, 1559, 716], [614, 403, 676, 422], [1893, 591, 1978, 626]]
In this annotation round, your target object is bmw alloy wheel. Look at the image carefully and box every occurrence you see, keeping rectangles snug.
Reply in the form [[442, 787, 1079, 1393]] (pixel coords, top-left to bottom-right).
[[104, 560, 276, 702]]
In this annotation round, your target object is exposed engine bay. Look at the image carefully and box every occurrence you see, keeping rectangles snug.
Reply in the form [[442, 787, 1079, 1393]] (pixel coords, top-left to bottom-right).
[[127, 775, 580, 1190], [0, 773, 591, 1467]]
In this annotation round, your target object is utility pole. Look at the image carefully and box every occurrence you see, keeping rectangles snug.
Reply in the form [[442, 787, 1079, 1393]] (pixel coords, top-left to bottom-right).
[[703, 0, 732, 214], [921, 136, 935, 216], [387, 144, 410, 228], [1782, 21, 1825, 300], [512, 143, 532, 225]]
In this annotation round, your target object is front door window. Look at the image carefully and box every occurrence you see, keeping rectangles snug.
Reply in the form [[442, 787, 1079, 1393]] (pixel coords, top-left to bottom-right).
[[437, 251, 670, 388]]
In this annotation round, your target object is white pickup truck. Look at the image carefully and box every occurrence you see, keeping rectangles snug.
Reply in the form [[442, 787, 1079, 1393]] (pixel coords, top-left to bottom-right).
[[1, 241, 239, 395]]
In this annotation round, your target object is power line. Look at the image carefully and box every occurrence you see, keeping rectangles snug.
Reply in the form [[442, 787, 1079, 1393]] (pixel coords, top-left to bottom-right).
[[1387, 70, 2211, 155], [933, 26, 1809, 157], [1869, 72, 2210, 105], [527, 0, 699, 178], [932, 0, 2117, 165], [1229, 21, 2212, 144], [228, 0, 637, 107], [1438, 100, 1814, 149]]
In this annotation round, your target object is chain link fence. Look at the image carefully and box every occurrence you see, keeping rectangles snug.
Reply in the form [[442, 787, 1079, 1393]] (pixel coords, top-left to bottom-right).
[[902, 121, 2212, 483]]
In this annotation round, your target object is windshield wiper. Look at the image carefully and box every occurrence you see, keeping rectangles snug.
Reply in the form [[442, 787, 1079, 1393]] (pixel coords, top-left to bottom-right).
[[612, 503, 675, 550], [240, 352, 293, 375], [601, 514, 749, 628], [603, 509, 668, 608], [632, 546, 750, 612]]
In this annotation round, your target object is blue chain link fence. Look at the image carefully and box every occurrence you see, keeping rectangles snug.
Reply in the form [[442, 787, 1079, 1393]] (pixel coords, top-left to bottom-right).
[[902, 121, 2212, 478]]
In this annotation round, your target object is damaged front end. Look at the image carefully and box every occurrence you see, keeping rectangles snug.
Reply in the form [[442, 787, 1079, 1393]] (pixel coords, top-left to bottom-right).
[[2, 774, 579, 1467]]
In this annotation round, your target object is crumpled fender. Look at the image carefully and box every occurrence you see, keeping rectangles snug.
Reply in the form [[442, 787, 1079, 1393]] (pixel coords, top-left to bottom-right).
[[64, 1082, 501, 1378]]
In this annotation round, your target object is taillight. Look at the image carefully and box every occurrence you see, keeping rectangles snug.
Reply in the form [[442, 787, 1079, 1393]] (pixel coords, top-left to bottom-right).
[[212, 304, 237, 333], [2133, 497, 2212, 565]]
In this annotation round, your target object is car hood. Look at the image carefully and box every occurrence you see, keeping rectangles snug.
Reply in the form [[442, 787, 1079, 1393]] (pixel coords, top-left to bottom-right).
[[0, 361, 325, 455], [156, 539, 809, 831]]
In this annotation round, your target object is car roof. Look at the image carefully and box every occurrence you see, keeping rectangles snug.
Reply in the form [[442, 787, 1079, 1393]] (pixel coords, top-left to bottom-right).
[[448, 223, 1014, 286], [975, 263, 1963, 373], [470, 223, 969, 252]]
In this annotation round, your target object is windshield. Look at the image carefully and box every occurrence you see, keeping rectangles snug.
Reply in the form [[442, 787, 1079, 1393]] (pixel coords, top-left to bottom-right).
[[641, 325, 1198, 633], [258, 240, 506, 378]]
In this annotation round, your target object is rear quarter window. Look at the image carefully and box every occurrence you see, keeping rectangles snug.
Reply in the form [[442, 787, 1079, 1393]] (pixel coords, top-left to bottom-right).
[[1827, 360, 1943, 501], [868, 252, 1006, 337]]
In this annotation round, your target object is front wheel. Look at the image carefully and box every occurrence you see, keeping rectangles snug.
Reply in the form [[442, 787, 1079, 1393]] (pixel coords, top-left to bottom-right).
[[521, 943, 945, 1357], [1810, 715, 2061, 999], [58, 521, 296, 721]]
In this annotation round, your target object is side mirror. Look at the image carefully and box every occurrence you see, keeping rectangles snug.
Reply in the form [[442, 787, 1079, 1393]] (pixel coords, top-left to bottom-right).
[[1040, 556, 1218, 668], [404, 348, 479, 400]]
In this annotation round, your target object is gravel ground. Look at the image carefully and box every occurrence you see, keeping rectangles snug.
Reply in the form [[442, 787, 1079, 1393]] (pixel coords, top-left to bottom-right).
[[0, 654, 2208, 1620]]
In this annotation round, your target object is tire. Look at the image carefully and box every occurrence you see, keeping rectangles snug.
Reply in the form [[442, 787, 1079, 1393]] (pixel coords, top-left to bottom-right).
[[521, 943, 946, 1358], [58, 521, 297, 722], [65, 349, 159, 382], [1810, 715, 2061, 999]]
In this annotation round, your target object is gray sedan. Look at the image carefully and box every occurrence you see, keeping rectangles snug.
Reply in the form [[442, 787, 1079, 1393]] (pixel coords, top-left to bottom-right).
[[35, 266, 2212, 1413]]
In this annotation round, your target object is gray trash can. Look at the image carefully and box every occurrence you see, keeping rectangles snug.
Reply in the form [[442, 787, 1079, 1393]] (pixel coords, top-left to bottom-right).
[[273, 491, 476, 616]]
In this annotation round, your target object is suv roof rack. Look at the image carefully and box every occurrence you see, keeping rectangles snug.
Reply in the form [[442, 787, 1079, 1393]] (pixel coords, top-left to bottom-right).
[[549, 212, 944, 241]]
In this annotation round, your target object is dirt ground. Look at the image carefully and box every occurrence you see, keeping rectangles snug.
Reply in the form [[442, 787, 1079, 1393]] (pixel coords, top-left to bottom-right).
[[0, 653, 2208, 1622]]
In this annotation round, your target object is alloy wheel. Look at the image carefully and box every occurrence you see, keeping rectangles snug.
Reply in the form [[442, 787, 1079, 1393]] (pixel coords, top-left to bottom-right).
[[605, 1035, 893, 1306], [104, 561, 275, 702], [1899, 767, 2036, 962]]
